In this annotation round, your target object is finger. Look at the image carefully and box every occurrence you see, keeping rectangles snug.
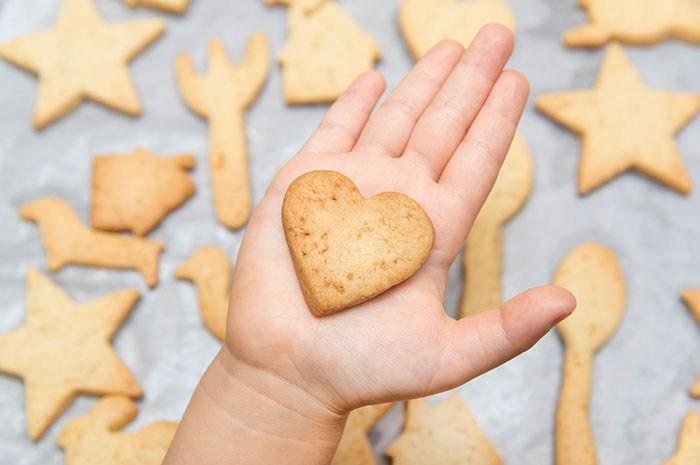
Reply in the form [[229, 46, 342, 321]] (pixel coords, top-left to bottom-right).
[[353, 40, 465, 156], [438, 69, 529, 258], [430, 286, 576, 393], [402, 24, 514, 180], [300, 70, 386, 155]]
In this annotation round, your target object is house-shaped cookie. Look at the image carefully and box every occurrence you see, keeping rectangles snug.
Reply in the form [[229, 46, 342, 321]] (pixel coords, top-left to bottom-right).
[[278, 1, 380, 103]]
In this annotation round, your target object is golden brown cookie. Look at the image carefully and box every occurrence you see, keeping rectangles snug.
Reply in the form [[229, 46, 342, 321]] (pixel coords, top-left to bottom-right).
[[0, 0, 164, 129], [536, 42, 700, 195], [662, 412, 700, 465], [124, 0, 191, 14], [460, 133, 533, 318], [175, 247, 232, 342], [681, 290, 700, 397], [331, 403, 394, 465], [0, 270, 142, 440], [564, 0, 700, 47], [176, 34, 270, 229], [282, 170, 434, 316], [91, 148, 196, 236], [553, 243, 626, 465], [399, 0, 515, 60], [20, 198, 164, 287], [386, 396, 503, 465], [278, 1, 381, 103], [58, 395, 177, 465]]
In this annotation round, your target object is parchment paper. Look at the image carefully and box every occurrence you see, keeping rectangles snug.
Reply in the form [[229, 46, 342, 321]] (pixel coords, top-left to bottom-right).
[[0, 1, 699, 464]]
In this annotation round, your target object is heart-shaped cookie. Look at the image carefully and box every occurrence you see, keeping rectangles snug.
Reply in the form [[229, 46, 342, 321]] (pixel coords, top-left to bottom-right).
[[282, 171, 434, 316]]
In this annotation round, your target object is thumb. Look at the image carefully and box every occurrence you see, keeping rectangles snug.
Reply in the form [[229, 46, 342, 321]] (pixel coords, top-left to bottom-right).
[[430, 285, 575, 393]]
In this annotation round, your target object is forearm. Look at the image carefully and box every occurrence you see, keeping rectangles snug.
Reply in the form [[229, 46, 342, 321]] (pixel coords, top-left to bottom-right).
[[163, 348, 347, 465]]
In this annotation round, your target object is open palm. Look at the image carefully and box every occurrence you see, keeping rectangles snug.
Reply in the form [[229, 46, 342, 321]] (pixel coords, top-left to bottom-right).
[[225, 25, 575, 413]]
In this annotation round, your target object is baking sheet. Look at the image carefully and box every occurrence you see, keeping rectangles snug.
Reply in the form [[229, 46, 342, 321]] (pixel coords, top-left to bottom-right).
[[1, 0, 699, 463]]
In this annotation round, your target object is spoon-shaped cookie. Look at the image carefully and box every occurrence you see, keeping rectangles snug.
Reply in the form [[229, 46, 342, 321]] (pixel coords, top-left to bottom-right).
[[553, 243, 626, 465], [459, 133, 533, 318], [176, 33, 269, 229]]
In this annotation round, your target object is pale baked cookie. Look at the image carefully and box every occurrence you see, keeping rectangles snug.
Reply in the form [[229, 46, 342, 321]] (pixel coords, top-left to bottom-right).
[[91, 148, 196, 236], [460, 133, 533, 318], [175, 247, 231, 342], [58, 395, 177, 465], [264, 0, 325, 13], [399, 0, 515, 60], [681, 290, 700, 397], [124, 0, 191, 14], [0, 0, 164, 130], [282, 170, 434, 316], [20, 198, 164, 287], [0, 270, 142, 440], [565, 0, 700, 47], [553, 243, 626, 465], [331, 403, 394, 465], [176, 34, 269, 229], [386, 396, 503, 465], [537, 42, 700, 195], [662, 412, 700, 465], [278, 1, 381, 103]]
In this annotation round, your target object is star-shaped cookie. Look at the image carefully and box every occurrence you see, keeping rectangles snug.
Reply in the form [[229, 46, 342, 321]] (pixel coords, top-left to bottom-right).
[[537, 42, 700, 195], [0, 0, 165, 129], [662, 412, 700, 465], [0, 270, 142, 440], [331, 403, 394, 465], [565, 0, 700, 47], [386, 396, 503, 465]]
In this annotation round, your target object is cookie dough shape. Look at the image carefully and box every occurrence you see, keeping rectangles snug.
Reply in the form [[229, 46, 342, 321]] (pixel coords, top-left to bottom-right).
[[681, 290, 700, 397], [21, 198, 163, 287], [386, 395, 503, 465], [460, 133, 533, 318], [553, 243, 626, 465], [662, 412, 700, 465], [91, 148, 196, 236], [124, 0, 192, 14], [58, 395, 177, 465], [175, 247, 231, 342], [282, 170, 434, 316], [278, 1, 381, 103], [565, 0, 700, 47], [536, 42, 700, 195], [0, 270, 142, 440], [176, 34, 269, 229], [399, 0, 515, 60], [264, 0, 325, 13], [0, 0, 165, 130], [331, 403, 394, 465]]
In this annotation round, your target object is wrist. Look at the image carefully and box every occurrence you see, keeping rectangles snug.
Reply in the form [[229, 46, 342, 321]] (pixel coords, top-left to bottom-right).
[[207, 348, 346, 440], [164, 348, 346, 465]]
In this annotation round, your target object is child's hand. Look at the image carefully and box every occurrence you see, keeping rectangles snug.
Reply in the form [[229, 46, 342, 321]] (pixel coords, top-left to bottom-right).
[[164, 25, 575, 465]]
